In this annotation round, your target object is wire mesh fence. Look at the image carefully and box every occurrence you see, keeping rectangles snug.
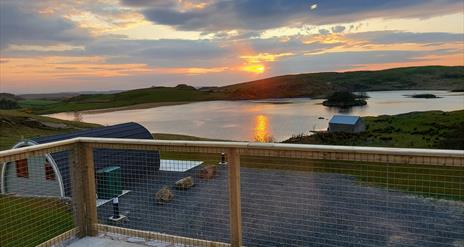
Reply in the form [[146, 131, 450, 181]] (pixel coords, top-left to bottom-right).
[[0, 145, 75, 247], [0, 139, 463, 247], [239, 156, 464, 247], [95, 149, 231, 245]]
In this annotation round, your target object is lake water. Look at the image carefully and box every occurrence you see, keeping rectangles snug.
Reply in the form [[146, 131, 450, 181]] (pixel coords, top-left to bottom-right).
[[48, 90, 464, 142]]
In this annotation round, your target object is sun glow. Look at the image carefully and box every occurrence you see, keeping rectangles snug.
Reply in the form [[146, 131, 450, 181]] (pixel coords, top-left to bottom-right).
[[241, 64, 265, 74]]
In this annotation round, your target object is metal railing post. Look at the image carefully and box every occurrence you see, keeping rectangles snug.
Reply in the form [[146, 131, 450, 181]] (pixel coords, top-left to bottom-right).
[[70, 143, 98, 237], [227, 148, 242, 247]]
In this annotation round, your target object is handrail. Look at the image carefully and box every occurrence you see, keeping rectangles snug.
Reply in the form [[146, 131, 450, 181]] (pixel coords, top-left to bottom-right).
[[1, 137, 463, 158], [0, 138, 77, 157]]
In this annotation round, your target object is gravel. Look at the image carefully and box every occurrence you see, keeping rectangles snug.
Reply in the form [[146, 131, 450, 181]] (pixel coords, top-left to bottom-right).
[[97, 166, 464, 247]]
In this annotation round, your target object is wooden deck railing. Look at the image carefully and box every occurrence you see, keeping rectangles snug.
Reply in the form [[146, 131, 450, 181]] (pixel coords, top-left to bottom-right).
[[0, 137, 463, 247]]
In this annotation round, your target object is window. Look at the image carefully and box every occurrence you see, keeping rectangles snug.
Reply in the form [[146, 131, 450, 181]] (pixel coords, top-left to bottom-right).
[[45, 161, 56, 180], [16, 159, 28, 178]]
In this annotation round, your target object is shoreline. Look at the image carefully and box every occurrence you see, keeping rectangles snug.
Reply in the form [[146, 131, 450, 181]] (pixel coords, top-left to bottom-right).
[[45, 90, 462, 115], [75, 101, 191, 114], [53, 89, 463, 116]]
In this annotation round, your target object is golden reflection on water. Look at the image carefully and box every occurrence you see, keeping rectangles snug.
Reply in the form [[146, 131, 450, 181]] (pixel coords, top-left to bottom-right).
[[254, 114, 272, 142]]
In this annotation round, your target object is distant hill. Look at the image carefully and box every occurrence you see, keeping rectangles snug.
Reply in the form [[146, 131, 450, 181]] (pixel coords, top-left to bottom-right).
[[13, 66, 464, 114], [0, 93, 22, 101], [19, 90, 124, 100], [216, 66, 464, 99]]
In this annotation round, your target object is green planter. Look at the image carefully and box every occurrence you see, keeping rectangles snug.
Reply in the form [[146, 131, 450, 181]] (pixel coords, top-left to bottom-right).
[[96, 166, 122, 199]]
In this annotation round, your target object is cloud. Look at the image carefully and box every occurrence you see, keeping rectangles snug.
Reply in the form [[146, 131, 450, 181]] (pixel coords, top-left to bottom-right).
[[270, 49, 460, 74], [347, 31, 464, 44], [89, 39, 232, 68], [319, 29, 331, 35], [344, 53, 464, 71], [240, 52, 294, 63], [1, 0, 462, 93], [4, 29, 460, 71], [0, 2, 90, 49], [331, 25, 346, 33], [133, 0, 463, 31], [120, 0, 176, 8]]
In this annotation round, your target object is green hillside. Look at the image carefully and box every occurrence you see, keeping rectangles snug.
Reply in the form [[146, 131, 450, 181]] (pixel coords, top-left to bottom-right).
[[284, 110, 464, 150], [219, 66, 464, 99], [0, 110, 100, 151], [13, 66, 464, 114], [23, 85, 226, 114]]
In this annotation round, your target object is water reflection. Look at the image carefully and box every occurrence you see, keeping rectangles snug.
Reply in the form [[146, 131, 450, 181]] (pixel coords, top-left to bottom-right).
[[326, 105, 367, 114], [254, 114, 272, 142]]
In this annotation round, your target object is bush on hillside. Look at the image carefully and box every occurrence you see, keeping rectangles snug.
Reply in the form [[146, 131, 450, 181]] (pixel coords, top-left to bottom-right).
[[0, 99, 20, 109]]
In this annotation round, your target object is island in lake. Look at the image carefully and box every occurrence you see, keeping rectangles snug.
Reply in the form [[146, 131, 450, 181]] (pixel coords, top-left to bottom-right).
[[322, 91, 367, 107], [410, 93, 439, 98]]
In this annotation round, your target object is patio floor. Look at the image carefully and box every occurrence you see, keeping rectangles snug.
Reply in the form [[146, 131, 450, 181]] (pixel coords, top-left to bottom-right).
[[68, 237, 142, 247], [96, 165, 464, 247], [67, 236, 183, 247]]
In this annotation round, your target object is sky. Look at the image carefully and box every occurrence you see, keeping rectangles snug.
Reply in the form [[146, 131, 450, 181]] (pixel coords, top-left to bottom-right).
[[0, 0, 463, 93]]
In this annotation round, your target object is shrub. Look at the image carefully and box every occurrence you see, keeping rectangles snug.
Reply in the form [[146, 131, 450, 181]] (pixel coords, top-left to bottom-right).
[[0, 99, 20, 109]]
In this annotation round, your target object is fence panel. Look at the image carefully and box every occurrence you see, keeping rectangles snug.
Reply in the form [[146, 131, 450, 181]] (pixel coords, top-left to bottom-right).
[[93, 145, 231, 246], [0, 139, 462, 247], [0, 146, 76, 247], [239, 154, 464, 247]]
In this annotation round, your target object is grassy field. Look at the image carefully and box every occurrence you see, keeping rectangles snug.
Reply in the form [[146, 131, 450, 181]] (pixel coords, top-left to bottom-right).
[[25, 86, 226, 114], [0, 195, 74, 247], [284, 110, 464, 149], [0, 110, 100, 150], [18, 99, 59, 109], [14, 66, 464, 114]]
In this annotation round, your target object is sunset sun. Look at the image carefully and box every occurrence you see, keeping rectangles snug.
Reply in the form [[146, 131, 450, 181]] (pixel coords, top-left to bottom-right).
[[241, 64, 266, 74]]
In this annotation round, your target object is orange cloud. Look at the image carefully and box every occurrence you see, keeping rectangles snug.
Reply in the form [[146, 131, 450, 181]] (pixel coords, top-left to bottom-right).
[[154, 66, 229, 75], [7, 44, 85, 52], [0, 56, 153, 82], [35, 1, 146, 35], [302, 32, 464, 57], [313, 40, 464, 54], [64, 10, 146, 35], [304, 33, 352, 45], [178, 0, 213, 10], [0, 56, 236, 88], [240, 52, 294, 63]]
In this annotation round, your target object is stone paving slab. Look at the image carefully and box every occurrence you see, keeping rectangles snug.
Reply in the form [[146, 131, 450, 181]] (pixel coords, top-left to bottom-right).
[[67, 237, 143, 247], [66, 236, 186, 247]]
